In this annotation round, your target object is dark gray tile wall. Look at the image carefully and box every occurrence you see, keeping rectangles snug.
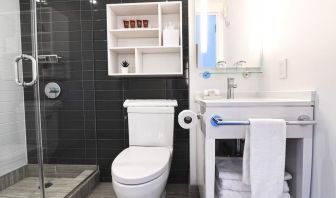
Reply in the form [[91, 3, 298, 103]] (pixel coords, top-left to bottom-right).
[[19, 0, 98, 167], [20, 0, 189, 183]]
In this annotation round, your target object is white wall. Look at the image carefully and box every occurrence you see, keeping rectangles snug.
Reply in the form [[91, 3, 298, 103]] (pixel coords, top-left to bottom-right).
[[0, 1, 27, 176], [262, 0, 336, 197]]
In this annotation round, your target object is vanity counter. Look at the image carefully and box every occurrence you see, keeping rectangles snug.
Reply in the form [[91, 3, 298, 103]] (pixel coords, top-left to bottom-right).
[[197, 98, 314, 107], [196, 91, 316, 107]]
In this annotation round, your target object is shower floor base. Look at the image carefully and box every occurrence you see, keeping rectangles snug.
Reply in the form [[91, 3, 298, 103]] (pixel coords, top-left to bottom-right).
[[0, 165, 98, 198]]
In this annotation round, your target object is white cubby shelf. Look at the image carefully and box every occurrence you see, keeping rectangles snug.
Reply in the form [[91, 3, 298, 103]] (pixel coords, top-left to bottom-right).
[[106, 2, 183, 76]]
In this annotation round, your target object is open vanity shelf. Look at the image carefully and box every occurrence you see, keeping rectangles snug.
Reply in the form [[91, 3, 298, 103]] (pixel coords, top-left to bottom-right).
[[106, 2, 183, 76]]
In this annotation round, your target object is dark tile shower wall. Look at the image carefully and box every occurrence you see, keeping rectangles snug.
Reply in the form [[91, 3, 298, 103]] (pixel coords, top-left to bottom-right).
[[20, 0, 189, 183], [19, 0, 98, 166]]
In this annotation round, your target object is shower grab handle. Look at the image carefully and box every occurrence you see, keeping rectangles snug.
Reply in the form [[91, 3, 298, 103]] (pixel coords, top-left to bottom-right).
[[14, 54, 37, 87]]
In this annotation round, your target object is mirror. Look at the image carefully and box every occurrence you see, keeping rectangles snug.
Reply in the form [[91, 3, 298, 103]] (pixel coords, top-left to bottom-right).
[[195, 0, 263, 70]]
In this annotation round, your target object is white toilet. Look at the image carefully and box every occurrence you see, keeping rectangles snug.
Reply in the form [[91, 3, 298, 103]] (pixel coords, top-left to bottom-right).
[[111, 99, 178, 198]]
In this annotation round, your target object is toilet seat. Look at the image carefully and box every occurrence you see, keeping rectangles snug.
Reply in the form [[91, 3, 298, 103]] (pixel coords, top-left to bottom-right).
[[112, 146, 171, 185]]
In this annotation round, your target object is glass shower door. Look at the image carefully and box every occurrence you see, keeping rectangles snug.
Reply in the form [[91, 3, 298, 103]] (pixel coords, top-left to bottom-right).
[[0, 0, 46, 197], [1, 0, 98, 197], [36, 0, 98, 197]]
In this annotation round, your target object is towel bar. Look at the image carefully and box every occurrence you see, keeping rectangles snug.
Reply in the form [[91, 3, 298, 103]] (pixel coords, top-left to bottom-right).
[[211, 115, 317, 126]]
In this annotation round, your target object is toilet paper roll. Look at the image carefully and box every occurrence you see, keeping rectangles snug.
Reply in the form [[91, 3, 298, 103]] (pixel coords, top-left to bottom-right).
[[178, 110, 198, 129]]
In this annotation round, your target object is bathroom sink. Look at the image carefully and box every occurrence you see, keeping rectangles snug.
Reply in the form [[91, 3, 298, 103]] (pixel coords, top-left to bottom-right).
[[197, 98, 314, 107], [196, 91, 315, 107]]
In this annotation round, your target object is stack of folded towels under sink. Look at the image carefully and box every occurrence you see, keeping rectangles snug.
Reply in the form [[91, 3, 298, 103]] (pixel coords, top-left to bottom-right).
[[215, 157, 292, 198]]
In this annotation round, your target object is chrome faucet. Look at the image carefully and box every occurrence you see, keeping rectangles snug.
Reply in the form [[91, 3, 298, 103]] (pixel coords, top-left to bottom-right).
[[227, 77, 239, 156], [227, 78, 237, 99]]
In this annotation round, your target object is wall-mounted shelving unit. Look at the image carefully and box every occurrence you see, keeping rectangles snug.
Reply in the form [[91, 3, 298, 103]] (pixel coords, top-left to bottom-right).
[[106, 2, 183, 76]]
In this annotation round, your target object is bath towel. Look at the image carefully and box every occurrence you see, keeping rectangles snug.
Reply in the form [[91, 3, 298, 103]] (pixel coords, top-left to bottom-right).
[[243, 119, 287, 198], [215, 189, 291, 198], [216, 178, 290, 193], [215, 157, 292, 181]]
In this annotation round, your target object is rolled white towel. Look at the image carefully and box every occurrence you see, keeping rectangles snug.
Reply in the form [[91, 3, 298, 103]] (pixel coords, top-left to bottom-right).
[[216, 179, 290, 193], [215, 157, 292, 181], [215, 189, 291, 198], [215, 157, 243, 180]]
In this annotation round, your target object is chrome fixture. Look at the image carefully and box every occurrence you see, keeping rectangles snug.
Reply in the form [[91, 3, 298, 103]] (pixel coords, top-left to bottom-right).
[[227, 78, 237, 99], [234, 60, 247, 68], [211, 115, 317, 126], [38, 54, 63, 64], [44, 82, 61, 99], [211, 113, 316, 156], [227, 77, 239, 155], [14, 54, 37, 87], [90, 0, 98, 4], [216, 61, 227, 69], [36, 0, 47, 5]]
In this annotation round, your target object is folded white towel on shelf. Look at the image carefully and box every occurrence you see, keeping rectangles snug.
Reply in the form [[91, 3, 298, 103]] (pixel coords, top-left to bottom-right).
[[215, 189, 291, 198], [242, 119, 287, 198], [215, 157, 292, 181], [216, 179, 290, 193]]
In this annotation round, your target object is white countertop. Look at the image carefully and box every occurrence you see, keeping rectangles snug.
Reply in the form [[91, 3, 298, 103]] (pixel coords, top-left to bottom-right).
[[196, 91, 316, 107]]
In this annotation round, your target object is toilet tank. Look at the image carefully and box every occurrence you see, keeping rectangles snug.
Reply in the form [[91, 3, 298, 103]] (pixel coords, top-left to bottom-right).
[[124, 100, 178, 147]]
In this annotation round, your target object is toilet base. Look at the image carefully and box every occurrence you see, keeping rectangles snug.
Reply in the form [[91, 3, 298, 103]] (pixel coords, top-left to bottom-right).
[[112, 167, 170, 198], [161, 190, 166, 198]]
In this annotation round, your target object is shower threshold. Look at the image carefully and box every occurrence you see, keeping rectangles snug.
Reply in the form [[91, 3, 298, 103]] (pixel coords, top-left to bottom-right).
[[0, 164, 99, 198]]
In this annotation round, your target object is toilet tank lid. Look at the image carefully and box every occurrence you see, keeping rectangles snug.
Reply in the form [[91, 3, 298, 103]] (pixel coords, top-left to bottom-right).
[[123, 100, 178, 108]]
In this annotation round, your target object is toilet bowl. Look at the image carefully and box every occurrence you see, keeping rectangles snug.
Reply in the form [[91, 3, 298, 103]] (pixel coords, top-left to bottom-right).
[[111, 100, 178, 198], [112, 146, 172, 198]]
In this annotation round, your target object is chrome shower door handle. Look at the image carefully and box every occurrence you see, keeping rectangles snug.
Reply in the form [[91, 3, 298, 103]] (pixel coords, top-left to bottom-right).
[[14, 56, 23, 86], [14, 54, 37, 87]]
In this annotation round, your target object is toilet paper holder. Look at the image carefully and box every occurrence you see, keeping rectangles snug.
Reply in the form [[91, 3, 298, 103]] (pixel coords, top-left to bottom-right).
[[183, 114, 202, 123], [178, 110, 202, 129]]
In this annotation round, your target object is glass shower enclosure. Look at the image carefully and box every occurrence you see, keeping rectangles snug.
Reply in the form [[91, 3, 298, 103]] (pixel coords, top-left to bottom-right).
[[0, 0, 98, 197]]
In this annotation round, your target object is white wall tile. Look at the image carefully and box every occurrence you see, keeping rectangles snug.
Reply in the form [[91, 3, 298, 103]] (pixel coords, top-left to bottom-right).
[[0, 0, 27, 177]]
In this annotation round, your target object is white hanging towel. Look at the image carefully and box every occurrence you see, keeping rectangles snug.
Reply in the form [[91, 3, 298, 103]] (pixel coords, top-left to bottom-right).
[[242, 119, 287, 198]]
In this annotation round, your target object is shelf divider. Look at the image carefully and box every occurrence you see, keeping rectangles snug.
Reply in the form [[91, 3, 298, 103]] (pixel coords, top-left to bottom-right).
[[109, 28, 159, 38]]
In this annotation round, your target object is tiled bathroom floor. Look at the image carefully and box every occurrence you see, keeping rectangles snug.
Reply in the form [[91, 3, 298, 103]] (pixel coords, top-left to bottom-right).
[[88, 183, 199, 198], [0, 177, 76, 198], [0, 170, 94, 198]]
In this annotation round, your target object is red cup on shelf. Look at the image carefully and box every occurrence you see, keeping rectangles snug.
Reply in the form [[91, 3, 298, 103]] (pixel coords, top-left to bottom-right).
[[123, 20, 129, 28], [130, 20, 136, 28], [136, 20, 142, 28], [143, 20, 149, 28]]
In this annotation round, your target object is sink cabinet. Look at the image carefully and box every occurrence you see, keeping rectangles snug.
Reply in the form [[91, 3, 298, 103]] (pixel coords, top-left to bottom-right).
[[196, 97, 315, 198]]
